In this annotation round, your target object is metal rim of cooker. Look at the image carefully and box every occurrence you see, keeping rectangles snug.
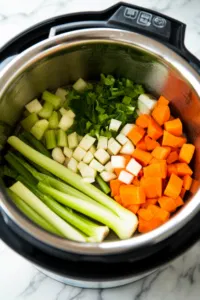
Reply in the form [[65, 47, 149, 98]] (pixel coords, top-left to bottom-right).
[[0, 28, 200, 256]]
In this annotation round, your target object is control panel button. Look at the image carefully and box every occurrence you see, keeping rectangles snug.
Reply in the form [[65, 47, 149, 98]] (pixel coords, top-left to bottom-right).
[[124, 7, 139, 20], [153, 16, 167, 28], [137, 11, 152, 26]]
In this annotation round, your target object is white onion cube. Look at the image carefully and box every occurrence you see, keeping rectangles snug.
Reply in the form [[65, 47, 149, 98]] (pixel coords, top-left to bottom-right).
[[67, 157, 78, 173], [126, 158, 142, 176], [78, 162, 96, 178], [97, 136, 108, 150], [55, 88, 68, 102], [89, 159, 104, 172], [138, 94, 157, 111], [109, 119, 122, 132], [83, 151, 94, 164], [100, 171, 116, 182], [52, 147, 65, 164], [111, 156, 126, 168], [73, 147, 87, 162], [58, 115, 74, 131], [68, 132, 78, 149], [82, 177, 95, 183], [64, 157, 70, 167], [116, 133, 129, 145], [118, 170, 134, 184], [138, 100, 150, 115], [63, 147, 73, 158], [79, 134, 96, 151], [120, 124, 135, 136], [104, 161, 114, 172], [94, 149, 110, 165], [25, 99, 42, 113], [107, 138, 121, 155], [120, 140, 135, 155]]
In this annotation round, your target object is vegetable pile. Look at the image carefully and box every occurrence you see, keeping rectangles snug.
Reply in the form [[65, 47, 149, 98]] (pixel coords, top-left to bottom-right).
[[1, 74, 195, 242]]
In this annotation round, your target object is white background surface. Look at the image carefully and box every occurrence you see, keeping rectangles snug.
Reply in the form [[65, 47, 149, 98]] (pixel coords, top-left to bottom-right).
[[1, 0, 200, 299]]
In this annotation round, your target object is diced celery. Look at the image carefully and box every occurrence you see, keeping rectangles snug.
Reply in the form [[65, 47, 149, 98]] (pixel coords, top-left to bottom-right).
[[49, 111, 59, 129], [42, 90, 61, 110], [57, 129, 67, 147], [52, 147, 65, 164], [68, 132, 78, 149], [30, 120, 49, 140], [73, 78, 88, 92], [25, 99, 42, 114], [45, 130, 57, 149], [58, 115, 74, 131], [55, 88, 68, 103], [38, 102, 54, 119], [20, 113, 39, 132]]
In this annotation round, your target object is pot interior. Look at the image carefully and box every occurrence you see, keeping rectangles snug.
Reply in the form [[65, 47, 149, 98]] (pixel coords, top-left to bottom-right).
[[0, 29, 200, 253]]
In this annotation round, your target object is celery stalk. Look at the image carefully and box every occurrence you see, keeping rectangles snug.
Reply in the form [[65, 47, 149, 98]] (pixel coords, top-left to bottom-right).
[[20, 131, 51, 157], [8, 137, 138, 238], [18, 176, 109, 242], [5, 152, 37, 185], [8, 189, 62, 236], [96, 175, 111, 194], [9, 181, 87, 242]]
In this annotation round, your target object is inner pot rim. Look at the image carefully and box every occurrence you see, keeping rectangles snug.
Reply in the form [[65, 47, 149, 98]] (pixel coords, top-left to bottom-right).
[[0, 28, 200, 255]]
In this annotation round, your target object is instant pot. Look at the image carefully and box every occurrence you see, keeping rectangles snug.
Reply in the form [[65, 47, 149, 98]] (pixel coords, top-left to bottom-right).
[[1, 2, 200, 288]]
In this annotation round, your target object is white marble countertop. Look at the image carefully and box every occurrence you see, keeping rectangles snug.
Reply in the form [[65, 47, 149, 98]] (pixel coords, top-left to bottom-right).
[[1, 0, 200, 299]]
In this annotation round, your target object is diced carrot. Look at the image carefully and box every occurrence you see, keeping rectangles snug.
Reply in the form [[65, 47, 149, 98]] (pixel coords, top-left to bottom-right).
[[114, 195, 122, 204], [138, 217, 162, 233], [152, 146, 171, 160], [140, 177, 162, 198], [136, 114, 150, 128], [132, 176, 140, 186], [138, 208, 154, 221], [164, 173, 183, 199], [167, 164, 178, 176], [179, 144, 195, 164], [127, 204, 140, 214], [180, 187, 186, 198], [158, 196, 177, 212], [138, 169, 144, 178], [114, 168, 124, 177], [167, 150, 179, 164], [175, 163, 193, 176], [127, 125, 145, 145], [148, 117, 163, 140], [132, 149, 152, 166], [110, 179, 122, 197], [120, 154, 131, 165], [164, 118, 182, 136], [143, 161, 167, 179], [190, 178, 199, 194], [174, 196, 184, 207], [149, 158, 161, 164], [136, 137, 147, 151], [157, 95, 169, 106], [183, 175, 193, 190], [141, 198, 158, 208], [120, 185, 146, 205], [145, 136, 159, 151], [152, 104, 170, 126], [162, 130, 186, 148], [148, 204, 170, 222]]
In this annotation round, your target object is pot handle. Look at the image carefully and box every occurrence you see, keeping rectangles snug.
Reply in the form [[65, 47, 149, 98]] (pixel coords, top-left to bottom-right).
[[48, 3, 200, 75], [107, 4, 200, 74]]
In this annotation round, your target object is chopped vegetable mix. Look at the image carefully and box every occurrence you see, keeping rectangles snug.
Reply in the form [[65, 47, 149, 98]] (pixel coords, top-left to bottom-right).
[[1, 75, 195, 241]]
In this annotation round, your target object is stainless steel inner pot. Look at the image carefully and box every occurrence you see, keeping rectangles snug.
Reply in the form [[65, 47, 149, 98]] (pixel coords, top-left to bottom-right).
[[0, 28, 200, 255]]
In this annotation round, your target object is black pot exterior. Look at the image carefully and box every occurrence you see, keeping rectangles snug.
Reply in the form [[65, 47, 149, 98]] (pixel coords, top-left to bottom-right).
[[1, 2, 200, 281]]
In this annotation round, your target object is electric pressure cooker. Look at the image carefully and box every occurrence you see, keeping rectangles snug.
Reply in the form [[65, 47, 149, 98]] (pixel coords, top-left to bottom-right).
[[0, 2, 200, 288]]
